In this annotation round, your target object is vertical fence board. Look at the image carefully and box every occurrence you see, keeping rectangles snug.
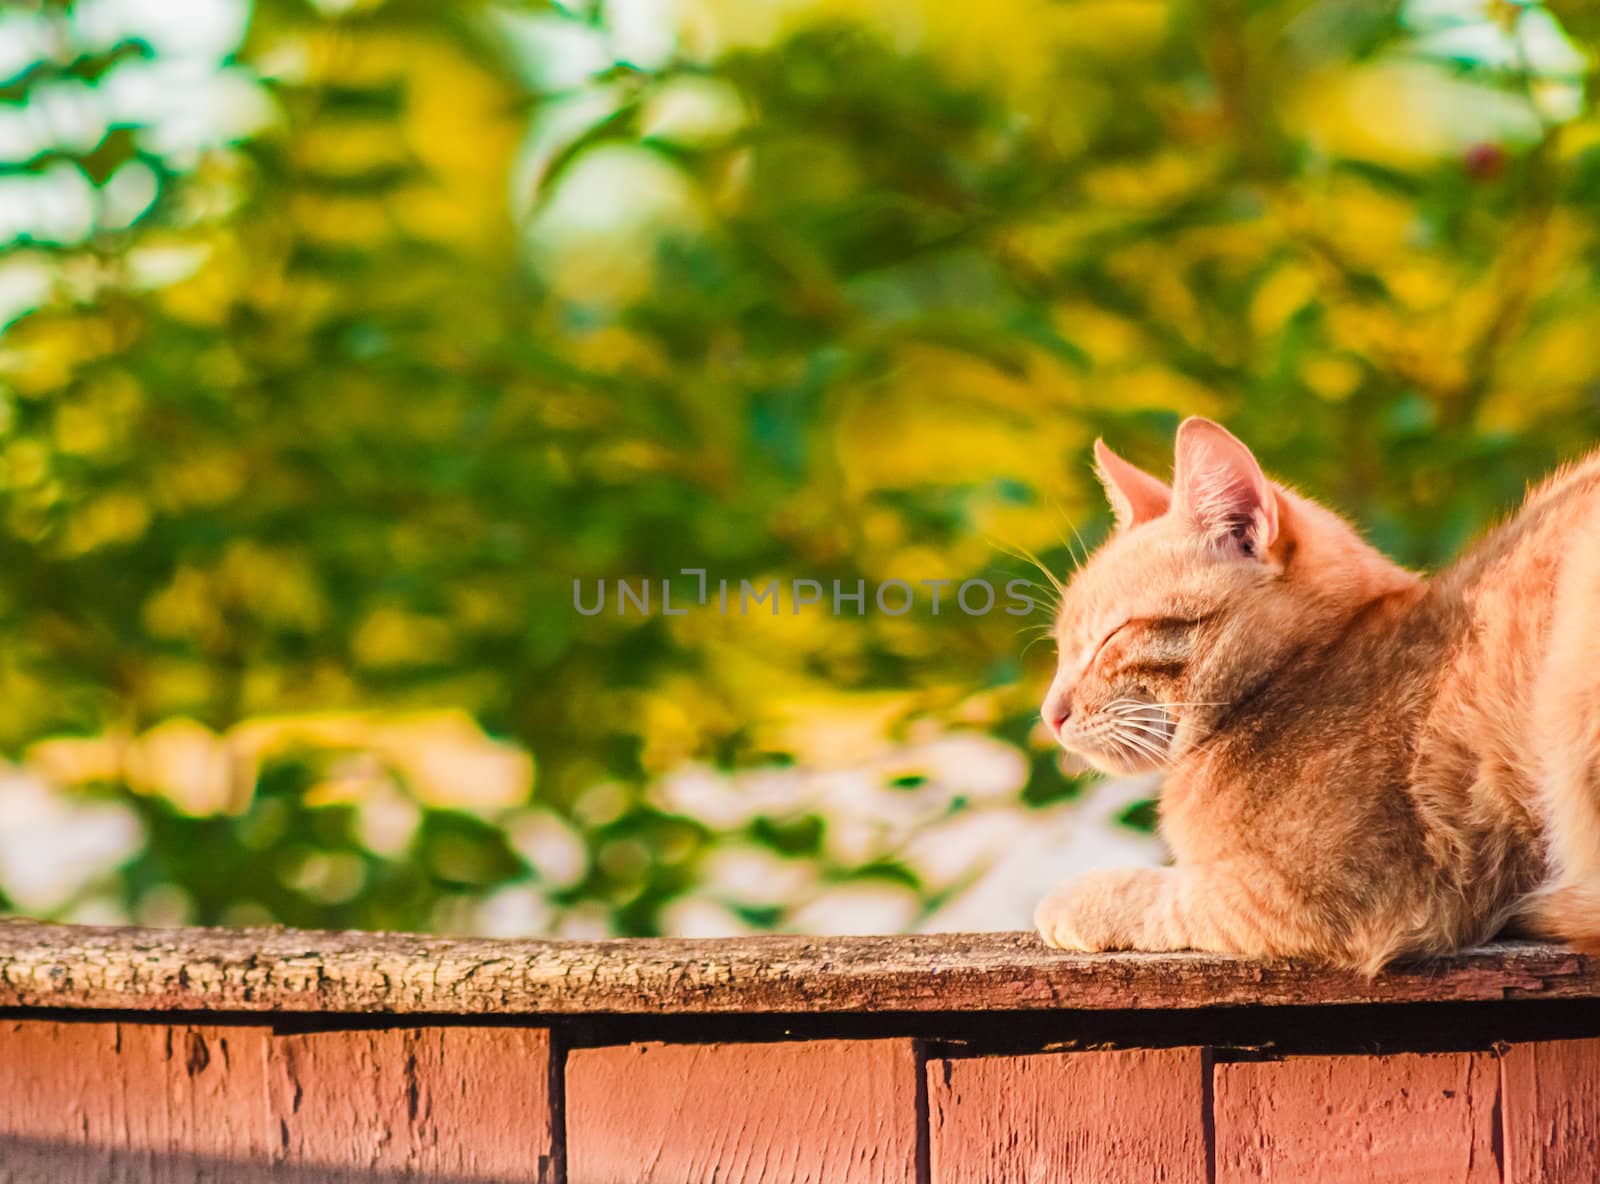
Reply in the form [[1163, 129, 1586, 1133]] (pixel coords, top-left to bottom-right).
[[1214, 1052, 1499, 1184], [0, 1019, 275, 1184], [268, 1026, 554, 1182], [565, 1038, 920, 1184], [1501, 1036, 1600, 1184], [926, 1047, 1209, 1184]]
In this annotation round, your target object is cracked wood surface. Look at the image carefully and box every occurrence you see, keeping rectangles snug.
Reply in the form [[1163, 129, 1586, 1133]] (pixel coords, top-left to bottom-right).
[[0, 920, 1594, 1016], [0, 1020, 556, 1183]]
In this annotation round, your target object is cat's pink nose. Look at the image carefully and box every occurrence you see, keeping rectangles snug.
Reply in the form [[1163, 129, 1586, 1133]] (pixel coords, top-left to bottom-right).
[[1042, 696, 1071, 735]]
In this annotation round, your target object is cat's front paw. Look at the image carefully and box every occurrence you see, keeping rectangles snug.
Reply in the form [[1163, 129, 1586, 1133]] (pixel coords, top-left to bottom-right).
[[1033, 868, 1162, 952]]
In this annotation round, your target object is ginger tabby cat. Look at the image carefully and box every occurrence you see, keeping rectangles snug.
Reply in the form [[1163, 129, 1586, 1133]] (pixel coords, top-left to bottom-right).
[[1034, 417, 1600, 972]]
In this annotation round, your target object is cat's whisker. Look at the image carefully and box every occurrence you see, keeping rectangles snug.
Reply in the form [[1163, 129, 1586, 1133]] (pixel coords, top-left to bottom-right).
[[1102, 705, 1175, 726], [1111, 738, 1166, 769], [1021, 587, 1064, 621], [1054, 530, 1082, 577], [1020, 633, 1054, 659], [987, 535, 1066, 600], [1044, 494, 1088, 576], [1102, 699, 1163, 712], [1065, 518, 1092, 574], [1107, 719, 1172, 742], [1106, 701, 1230, 721], [1104, 708, 1176, 726], [1102, 697, 1160, 712], [1107, 727, 1168, 762], [1113, 724, 1168, 751], [1084, 708, 1174, 759], [1110, 740, 1163, 767]]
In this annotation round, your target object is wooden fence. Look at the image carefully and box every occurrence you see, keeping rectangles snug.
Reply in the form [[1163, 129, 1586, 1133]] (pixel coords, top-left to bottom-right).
[[1, 920, 1598, 1181]]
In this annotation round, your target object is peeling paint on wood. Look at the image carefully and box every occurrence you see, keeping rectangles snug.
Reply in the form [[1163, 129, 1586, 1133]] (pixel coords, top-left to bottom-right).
[[565, 1039, 920, 1184], [927, 1047, 1210, 1183], [1, 920, 1594, 1015], [1214, 1052, 1500, 1183], [1500, 1037, 1600, 1183]]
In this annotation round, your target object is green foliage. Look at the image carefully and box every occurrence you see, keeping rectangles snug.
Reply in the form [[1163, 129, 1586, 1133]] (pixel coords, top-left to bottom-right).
[[1118, 798, 1161, 836]]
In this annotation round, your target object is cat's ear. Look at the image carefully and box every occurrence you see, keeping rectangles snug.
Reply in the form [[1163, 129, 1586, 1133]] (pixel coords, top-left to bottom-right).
[[1093, 439, 1172, 531], [1171, 417, 1279, 559]]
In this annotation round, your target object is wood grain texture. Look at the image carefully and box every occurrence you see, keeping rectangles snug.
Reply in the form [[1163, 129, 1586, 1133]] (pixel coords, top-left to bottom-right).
[[270, 1026, 554, 1182], [1214, 1052, 1500, 1183], [565, 1038, 920, 1184], [1, 919, 1594, 1015], [0, 1019, 275, 1184], [1501, 1036, 1600, 1184], [0, 1020, 551, 1182], [927, 1047, 1210, 1183]]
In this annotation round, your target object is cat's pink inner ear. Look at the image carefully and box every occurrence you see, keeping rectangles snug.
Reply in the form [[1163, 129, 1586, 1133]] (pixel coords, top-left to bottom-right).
[[1093, 439, 1172, 530], [1171, 417, 1279, 555]]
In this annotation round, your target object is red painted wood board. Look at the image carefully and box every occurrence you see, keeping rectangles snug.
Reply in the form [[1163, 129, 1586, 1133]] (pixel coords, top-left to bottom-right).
[[268, 1026, 555, 1181], [0, 1019, 275, 1184], [565, 1038, 921, 1184], [1501, 1036, 1600, 1184], [1214, 1051, 1499, 1183], [926, 1047, 1210, 1183]]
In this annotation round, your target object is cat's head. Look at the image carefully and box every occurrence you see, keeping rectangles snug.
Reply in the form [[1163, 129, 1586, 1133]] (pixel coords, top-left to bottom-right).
[[1041, 417, 1415, 775]]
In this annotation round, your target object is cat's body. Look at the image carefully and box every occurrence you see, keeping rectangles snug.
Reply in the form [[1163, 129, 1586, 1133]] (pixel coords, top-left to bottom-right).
[[1034, 420, 1600, 971]]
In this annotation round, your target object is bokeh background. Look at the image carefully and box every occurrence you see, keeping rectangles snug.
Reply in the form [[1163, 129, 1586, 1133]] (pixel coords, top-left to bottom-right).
[[1, 0, 1596, 939]]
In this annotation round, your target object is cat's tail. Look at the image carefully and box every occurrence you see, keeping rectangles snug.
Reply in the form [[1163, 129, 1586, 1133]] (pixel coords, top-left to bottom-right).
[[1527, 881, 1600, 954]]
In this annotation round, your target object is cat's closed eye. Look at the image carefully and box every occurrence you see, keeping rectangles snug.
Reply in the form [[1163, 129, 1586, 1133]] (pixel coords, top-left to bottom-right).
[[1097, 615, 1205, 653], [1093, 616, 1204, 681]]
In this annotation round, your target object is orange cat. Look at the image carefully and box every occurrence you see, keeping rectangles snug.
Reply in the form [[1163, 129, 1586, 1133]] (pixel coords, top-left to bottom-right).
[[1034, 417, 1600, 971]]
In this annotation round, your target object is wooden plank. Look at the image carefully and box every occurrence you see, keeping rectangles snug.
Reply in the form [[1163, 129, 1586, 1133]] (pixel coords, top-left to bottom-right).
[[0, 919, 1595, 1015], [565, 1038, 919, 1184], [1214, 1052, 1500, 1183], [269, 1026, 554, 1182], [1501, 1036, 1600, 1183], [0, 1018, 274, 1184], [927, 1047, 1209, 1183]]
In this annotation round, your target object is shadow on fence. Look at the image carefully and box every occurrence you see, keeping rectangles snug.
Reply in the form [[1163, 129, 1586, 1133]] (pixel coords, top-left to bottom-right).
[[0, 1136, 543, 1184]]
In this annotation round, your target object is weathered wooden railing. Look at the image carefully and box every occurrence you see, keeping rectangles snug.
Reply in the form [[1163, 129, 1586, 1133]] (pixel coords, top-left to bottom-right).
[[1, 919, 1598, 1182]]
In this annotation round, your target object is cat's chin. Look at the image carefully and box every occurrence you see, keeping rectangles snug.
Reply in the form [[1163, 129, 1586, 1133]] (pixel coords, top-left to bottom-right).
[[1060, 746, 1167, 777]]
